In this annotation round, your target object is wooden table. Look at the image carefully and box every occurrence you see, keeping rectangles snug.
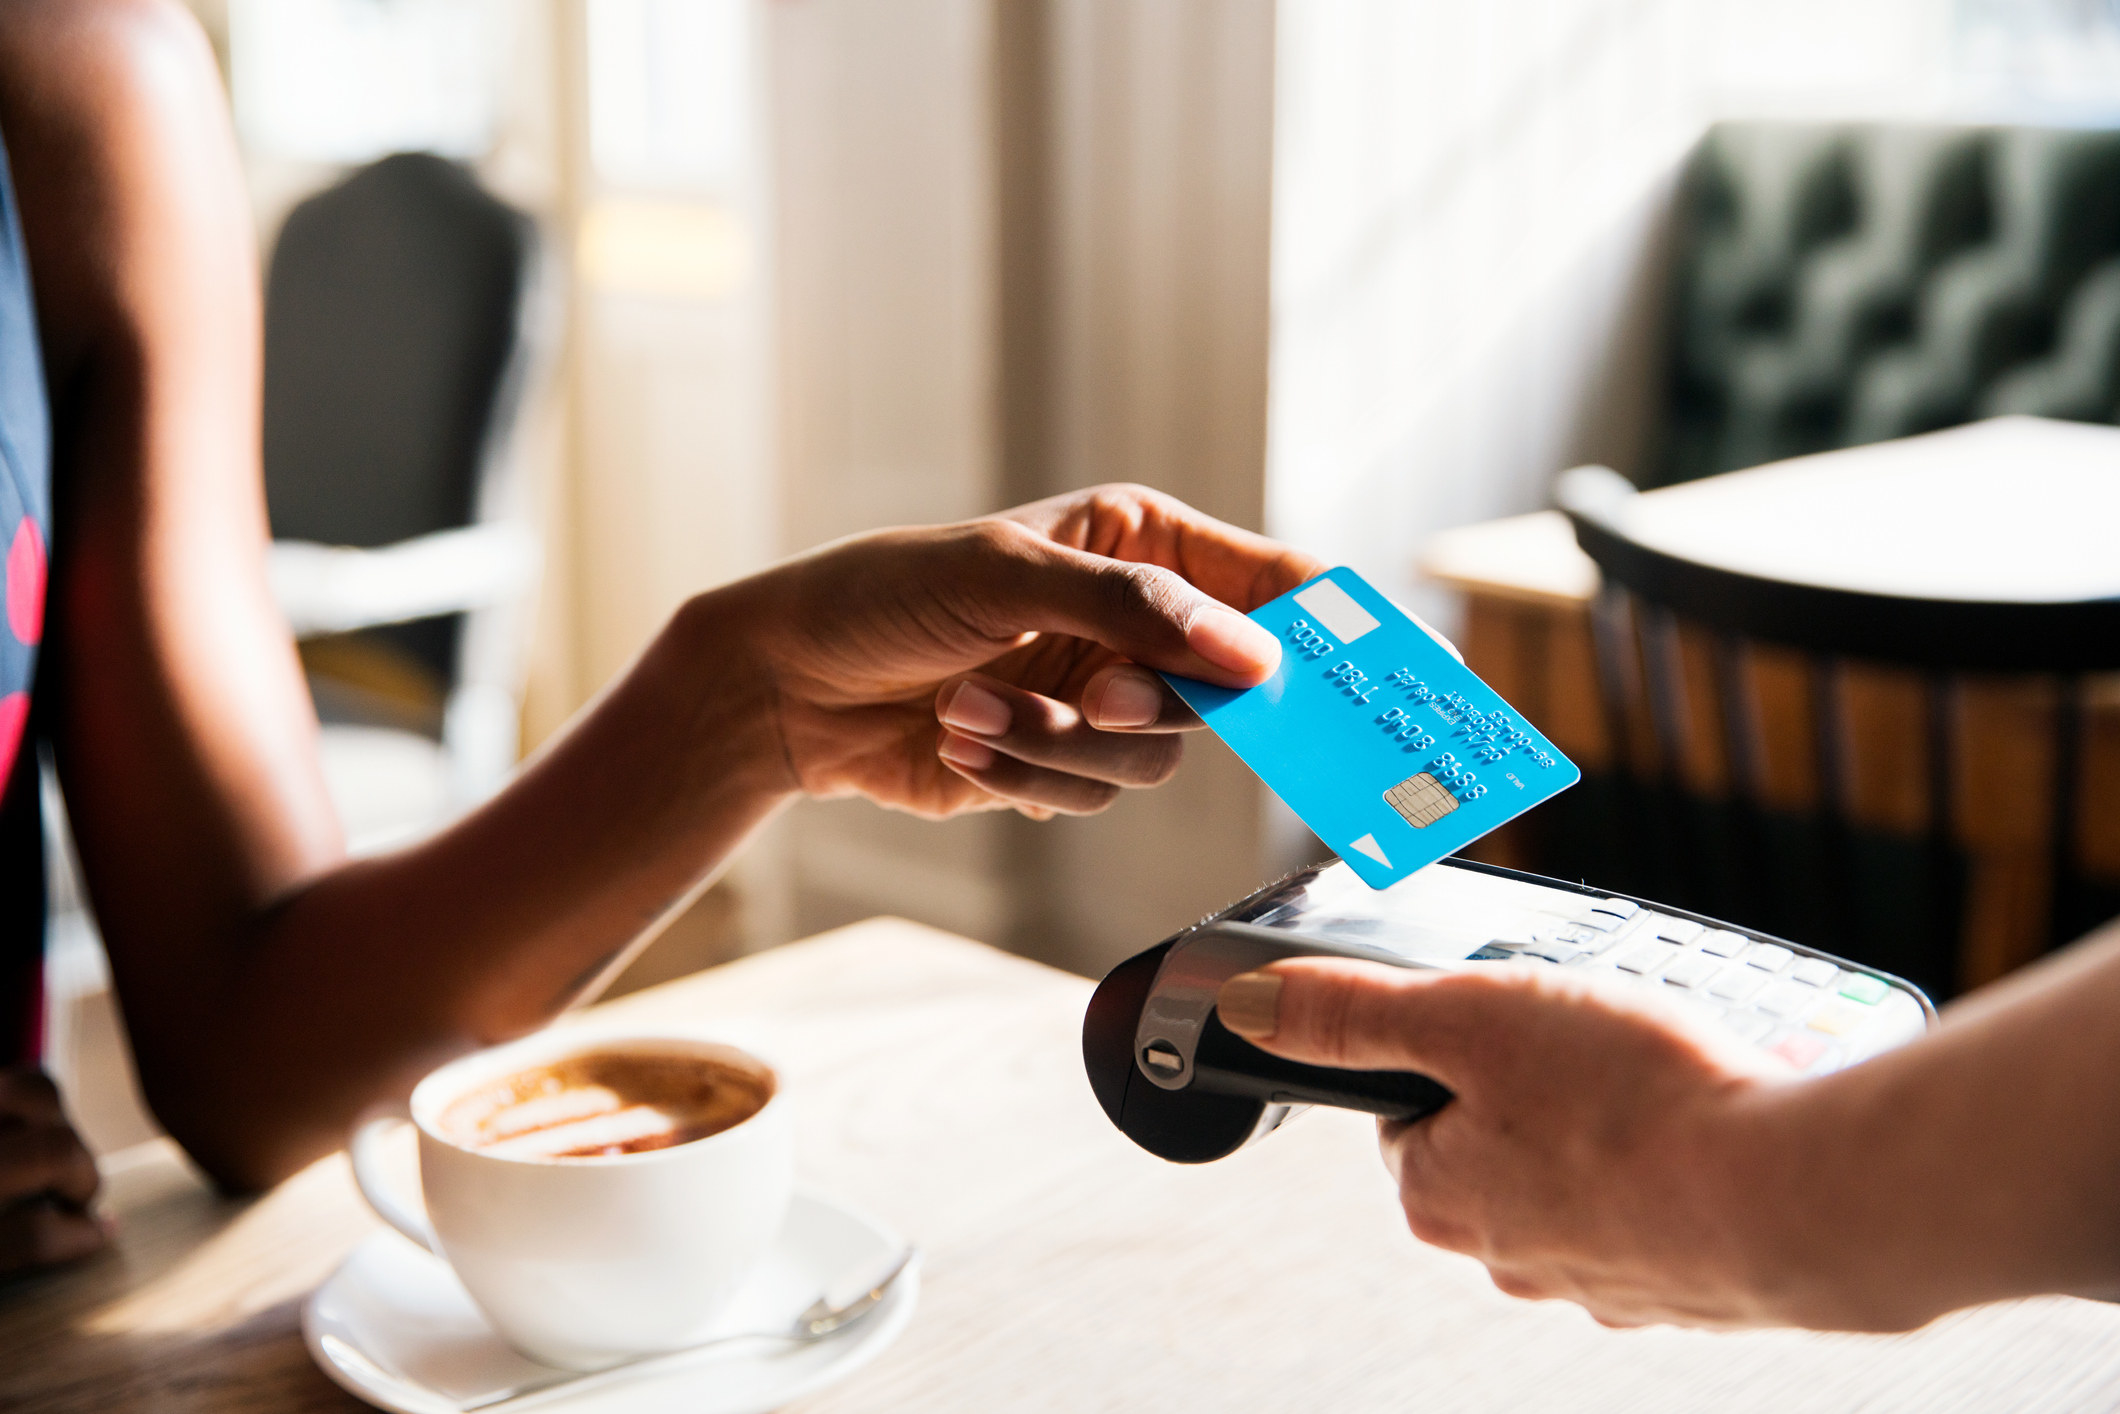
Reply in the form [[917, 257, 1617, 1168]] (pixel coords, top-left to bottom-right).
[[11, 919, 2120, 1412]]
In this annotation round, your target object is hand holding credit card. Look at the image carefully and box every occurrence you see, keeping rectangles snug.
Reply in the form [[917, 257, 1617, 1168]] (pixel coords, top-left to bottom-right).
[[1159, 568, 1580, 889]]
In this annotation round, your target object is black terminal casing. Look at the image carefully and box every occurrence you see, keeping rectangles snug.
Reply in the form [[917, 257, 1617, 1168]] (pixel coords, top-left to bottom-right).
[[1083, 921, 1451, 1165], [1088, 856, 1938, 1165]]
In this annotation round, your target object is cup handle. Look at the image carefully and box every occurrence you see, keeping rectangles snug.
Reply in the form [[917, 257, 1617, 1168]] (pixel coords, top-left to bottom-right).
[[350, 1101, 439, 1255]]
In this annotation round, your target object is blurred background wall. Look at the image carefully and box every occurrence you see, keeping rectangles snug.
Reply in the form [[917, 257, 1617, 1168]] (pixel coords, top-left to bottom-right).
[[46, 0, 2120, 1155]]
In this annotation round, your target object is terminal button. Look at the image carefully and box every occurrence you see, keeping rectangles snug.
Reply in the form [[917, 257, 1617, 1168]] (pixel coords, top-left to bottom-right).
[[1661, 952, 1718, 988], [1615, 941, 1682, 975], [1770, 1032, 1830, 1070], [1838, 973, 1891, 1006], [1723, 1012, 1773, 1044], [1757, 982, 1814, 1019], [1807, 1000, 1868, 1037], [1649, 916, 1705, 945], [1699, 930, 1750, 958], [1708, 969, 1767, 1003], [1743, 943, 1794, 973], [1140, 1041, 1185, 1074], [1789, 958, 1840, 988]]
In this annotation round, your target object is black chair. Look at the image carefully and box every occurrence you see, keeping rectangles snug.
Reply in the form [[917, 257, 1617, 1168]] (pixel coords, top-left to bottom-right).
[[262, 152, 546, 849]]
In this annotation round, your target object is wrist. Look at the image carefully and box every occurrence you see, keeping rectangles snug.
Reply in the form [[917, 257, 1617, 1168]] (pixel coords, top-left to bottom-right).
[[1685, 1079, 1833, 1326], [1711, 1069, 1948, 1331], [663, 576, 804, 803], [697, 547, 933, 804]]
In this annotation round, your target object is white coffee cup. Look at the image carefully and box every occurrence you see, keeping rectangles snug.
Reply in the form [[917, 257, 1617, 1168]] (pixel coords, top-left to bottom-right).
[[350, 1030, 793, 1370]]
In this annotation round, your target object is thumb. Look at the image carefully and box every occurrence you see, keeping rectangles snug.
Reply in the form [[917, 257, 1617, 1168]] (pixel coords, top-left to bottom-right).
[[1216, 958, 1485, 1089], [963, 527, 1283, 687]]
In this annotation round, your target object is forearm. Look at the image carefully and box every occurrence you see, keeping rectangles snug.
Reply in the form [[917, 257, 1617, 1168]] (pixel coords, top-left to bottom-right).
[[132, 582, 798, 1188], [1742, 917, 2120, 1328]]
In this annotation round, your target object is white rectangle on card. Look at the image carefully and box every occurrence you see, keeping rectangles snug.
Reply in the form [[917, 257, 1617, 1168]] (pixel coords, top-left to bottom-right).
[[1291, 579, 1380, 644]]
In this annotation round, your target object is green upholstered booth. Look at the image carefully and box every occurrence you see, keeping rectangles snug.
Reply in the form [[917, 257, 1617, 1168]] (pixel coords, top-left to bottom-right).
[[1658, 122, 2120, 487]]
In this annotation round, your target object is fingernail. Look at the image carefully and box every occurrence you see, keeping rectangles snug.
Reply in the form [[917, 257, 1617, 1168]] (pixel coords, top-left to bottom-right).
[[1187, 607, 1281, 678], [1092, 669, 1163, 728], [942, 681, 1011, 736], [937, 731, 996, 771], [1217, 969, 1282, 1040]]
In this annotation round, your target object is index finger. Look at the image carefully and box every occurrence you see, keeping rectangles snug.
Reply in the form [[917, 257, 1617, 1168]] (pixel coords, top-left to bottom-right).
[[1002, 484, 1327, 614]]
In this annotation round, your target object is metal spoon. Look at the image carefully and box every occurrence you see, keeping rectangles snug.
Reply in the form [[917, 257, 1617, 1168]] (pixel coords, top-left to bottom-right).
[[458, 1247, 918, 1410]]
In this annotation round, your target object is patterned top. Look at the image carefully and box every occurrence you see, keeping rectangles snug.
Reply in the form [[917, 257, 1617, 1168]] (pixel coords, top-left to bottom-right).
[[0, 122, 52, 1066]]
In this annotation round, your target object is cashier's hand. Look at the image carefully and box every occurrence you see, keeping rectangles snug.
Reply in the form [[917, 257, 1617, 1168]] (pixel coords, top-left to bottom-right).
[[753, 485, 1324, 819], [0, 1067, 106, 1274], [1217, 959, 1802, 1329]]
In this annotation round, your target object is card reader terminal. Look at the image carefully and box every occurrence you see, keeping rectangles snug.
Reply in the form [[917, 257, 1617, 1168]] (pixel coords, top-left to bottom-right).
[[1084, 857, 1936, 1164]]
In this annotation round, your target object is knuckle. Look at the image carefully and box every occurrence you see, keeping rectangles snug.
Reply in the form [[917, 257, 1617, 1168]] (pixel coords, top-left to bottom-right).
[[1438, 962, 1534, 1004], [1422, 967, 1535, 1046], [1336, 977, 1419, 1062], [0, 1067, 60, 1115], [1002, 687, 1071, 739], [1102, 561, 1190, 631], [1061, 780, 1123, 816], [1490, 1269, 1551, 1302], [23, 1205, 100, 1267], [65, 1139, 100, 1200], [21, 1121, 94, 1185], [14, 1068, 57, 1100], [954, 520, 1044, 598], [22, 1207, 65, 1264], [1097, 561, 1156, 617], [1129, 735, 1184, 786], [1284, 974, 1351, 1064], [1082, 483, 1160, 525], [1400, 1196, 1474, 1253], [32, 1124, 74, 1166], [970, 515, 1033, 556]]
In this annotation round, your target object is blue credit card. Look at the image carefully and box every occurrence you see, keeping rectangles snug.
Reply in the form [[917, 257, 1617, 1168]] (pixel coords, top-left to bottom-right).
[[1161, 567, 1580, 889]]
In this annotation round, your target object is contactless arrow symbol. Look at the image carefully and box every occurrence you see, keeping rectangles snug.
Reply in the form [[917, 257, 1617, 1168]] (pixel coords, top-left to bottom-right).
[[1347, 834, 1391, 868]]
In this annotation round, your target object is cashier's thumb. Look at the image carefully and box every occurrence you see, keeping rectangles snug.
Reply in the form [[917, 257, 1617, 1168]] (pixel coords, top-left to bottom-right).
[[1217, 959, 1465, 1084]]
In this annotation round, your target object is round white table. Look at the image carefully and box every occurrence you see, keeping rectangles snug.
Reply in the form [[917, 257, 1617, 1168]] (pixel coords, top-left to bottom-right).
[[1558, 415, 2120, 672]]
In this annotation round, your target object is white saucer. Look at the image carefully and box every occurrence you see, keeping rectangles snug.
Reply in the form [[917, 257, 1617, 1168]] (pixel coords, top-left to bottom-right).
[[303, 1191, 918, 1414]]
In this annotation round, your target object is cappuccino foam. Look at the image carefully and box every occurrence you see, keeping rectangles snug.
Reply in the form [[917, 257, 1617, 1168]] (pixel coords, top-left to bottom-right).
[[438, 1047, 772, 1160]]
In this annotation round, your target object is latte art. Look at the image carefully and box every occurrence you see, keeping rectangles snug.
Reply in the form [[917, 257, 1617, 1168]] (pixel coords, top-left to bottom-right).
[[438, 1047, 774, 1160]]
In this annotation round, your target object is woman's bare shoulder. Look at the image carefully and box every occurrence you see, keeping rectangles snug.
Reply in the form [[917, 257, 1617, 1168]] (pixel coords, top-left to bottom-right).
[[0, 0, 240, 364], [0, 0, 219, 105]]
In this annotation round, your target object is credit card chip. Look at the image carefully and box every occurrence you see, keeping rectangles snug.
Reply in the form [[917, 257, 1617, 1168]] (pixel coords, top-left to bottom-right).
[[1384, 772, 1458, 829]]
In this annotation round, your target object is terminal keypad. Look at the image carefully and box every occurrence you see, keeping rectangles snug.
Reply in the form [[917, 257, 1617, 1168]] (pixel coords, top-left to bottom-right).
[[1476, 903, 1909, 1076]]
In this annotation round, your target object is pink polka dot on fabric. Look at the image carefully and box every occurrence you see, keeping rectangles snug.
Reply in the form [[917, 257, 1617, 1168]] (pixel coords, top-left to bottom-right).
[[6, 516, 43, 646], [0, 690, 24, 783]]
